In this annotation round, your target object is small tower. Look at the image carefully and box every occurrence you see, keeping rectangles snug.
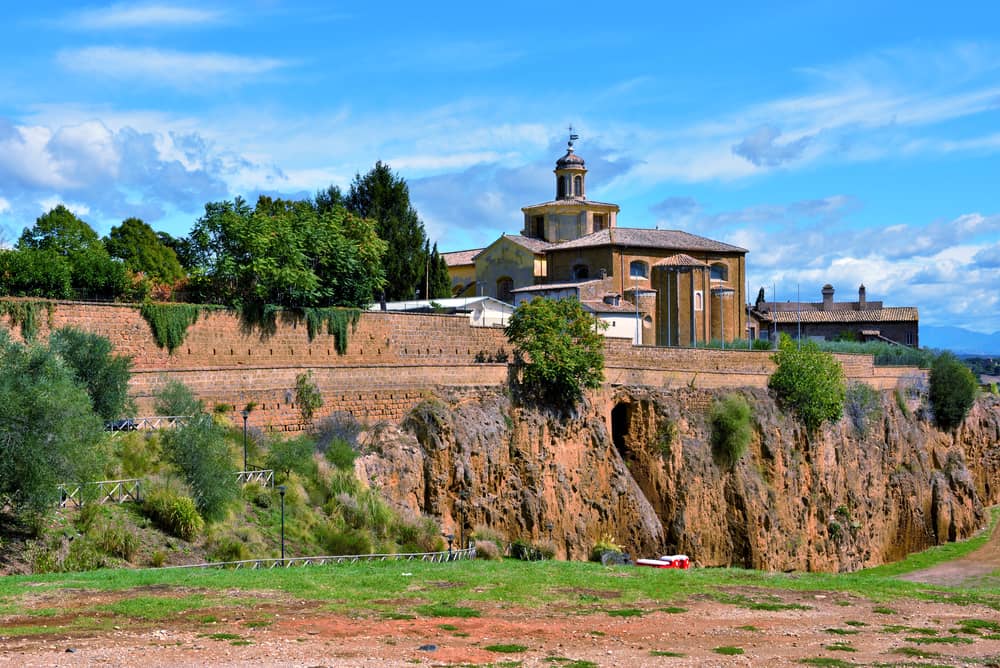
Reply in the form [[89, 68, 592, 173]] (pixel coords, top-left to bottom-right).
[[822, 284, 835, 310], [858, 283, 867, 309], [554, 130, 586, 200]]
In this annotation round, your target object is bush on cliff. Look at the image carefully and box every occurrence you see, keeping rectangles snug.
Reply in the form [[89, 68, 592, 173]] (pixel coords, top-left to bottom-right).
[[929, 352, 978, 431], [768, 335, 845, 433], [845, 382, 883, 438], [505, 297, 606, 406], [710, 394, 753, 468]]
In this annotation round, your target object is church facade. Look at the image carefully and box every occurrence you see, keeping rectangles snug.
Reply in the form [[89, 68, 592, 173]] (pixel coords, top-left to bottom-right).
[[442, 137, 748, 346]]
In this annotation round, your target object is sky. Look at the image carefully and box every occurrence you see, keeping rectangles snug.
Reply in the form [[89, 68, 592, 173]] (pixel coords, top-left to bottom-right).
[[1, 2, 999, 333]]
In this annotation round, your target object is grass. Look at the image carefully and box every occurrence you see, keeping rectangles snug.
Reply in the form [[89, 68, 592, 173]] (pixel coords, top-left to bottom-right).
[[484, 644, 528, 653], [713, 645, 744, 655], [823, 628, 860, 635], [203, 632, 242, 641], [871, 606, 896, 615], [798, 659, 854, 667], [607, 608, 644, 617], [903, 635, 973, 645], [545, 659, 597, 668], [844, 620, 867, 627], [649, 650, 685, 657], [893, 646, 943, 659], [414, 602, 481, 618], [660, 605, 687, 613], [823, 642, 856, 652]]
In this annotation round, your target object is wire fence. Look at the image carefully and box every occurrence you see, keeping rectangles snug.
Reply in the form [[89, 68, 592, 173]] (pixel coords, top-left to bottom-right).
[[165, 546, 477, 570]]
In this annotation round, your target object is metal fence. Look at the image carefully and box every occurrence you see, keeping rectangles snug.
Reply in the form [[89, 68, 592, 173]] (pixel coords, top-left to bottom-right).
[[236, 467, 274, 487], [166, 546, 477, 570], [58, 478, 142, 508], [104, 415, 191, 434]]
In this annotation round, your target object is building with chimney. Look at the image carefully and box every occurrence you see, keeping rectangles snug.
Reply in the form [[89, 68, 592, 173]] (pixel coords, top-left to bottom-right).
[[749, 283, 919, 347]]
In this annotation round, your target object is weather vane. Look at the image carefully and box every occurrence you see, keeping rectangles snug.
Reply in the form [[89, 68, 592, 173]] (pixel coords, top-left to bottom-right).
[[568, 125, 579, 148]]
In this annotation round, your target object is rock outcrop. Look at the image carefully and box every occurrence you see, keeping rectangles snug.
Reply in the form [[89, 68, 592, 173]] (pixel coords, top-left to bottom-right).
[[357, 388, 999, 571]]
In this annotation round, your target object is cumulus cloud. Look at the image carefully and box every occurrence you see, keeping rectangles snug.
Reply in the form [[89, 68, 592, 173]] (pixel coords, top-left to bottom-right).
[[973, 242, 1000, 268], [732, 125, 814, 167], [0, 197, 10, 214], [0, 116, 231, 233], [69, 3, 224, 29], [57, 47, 290, 89]]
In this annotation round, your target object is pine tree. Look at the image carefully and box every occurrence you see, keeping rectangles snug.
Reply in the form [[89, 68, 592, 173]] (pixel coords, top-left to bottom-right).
[[345, 162, 428, 301]]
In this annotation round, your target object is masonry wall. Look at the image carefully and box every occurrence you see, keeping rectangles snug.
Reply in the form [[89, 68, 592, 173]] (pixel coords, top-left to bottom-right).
[[1, 299, 923, 430]]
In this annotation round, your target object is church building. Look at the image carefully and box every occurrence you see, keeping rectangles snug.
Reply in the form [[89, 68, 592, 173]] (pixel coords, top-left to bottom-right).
[[442, 135, 748, 346]]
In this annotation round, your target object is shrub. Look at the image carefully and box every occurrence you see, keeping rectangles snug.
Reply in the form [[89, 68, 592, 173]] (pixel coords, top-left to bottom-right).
[[324, 437, 358, 471], [142, 487, 204, 540], [61, 537, 108, 572], [294, 370, 324, 424], [474, 539, 501, 560], [156, 382, 238, 522], [894, 388, 910, 417], [536, 538, 557, 560], [92, 517, 139, 561], [845, 382, 883, 438], [115, 432, 162, 478], [510, 539, 541, 561], [928, 352, 978, 431], [709, 394, 753, 468], [149, 550, 167, 567], [589, 534, 623, 563], [208, 536, 250, 563], [48, 327, 133, 421], [470, 524, 506, 550], [504, 296, 606, 406], [319, 526, 373, 556], [266, 435, 317, 480], [313, 411, 362, 452], [393, 515, 444, 553], [768, 336, 846, 433]]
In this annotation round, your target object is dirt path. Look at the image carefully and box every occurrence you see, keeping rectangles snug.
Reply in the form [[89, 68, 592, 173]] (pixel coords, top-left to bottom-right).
[[901, 517, 1000, 588]]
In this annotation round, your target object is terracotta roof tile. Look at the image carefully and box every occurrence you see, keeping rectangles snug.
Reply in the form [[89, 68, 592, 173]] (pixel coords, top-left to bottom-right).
[[441, 248, 483, 266], [653, 253, 710, 268], [551, 228, 746, 253], [581, 300, 644, 314], [504, 234, 556, 253], [757, 307, 918, 323]]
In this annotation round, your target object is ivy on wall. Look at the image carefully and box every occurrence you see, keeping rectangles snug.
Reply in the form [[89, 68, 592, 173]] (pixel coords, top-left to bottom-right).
[[302, 307, 361, 354], [0, 299, 54, 341], [140, 302, 202, 353]]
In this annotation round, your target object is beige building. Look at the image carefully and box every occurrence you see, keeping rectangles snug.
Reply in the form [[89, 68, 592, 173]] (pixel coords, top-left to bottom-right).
[[445, 136, 748, 346]]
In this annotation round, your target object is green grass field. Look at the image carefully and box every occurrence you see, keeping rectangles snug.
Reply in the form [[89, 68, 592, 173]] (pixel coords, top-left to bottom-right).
[[1, 507, 997, 629]]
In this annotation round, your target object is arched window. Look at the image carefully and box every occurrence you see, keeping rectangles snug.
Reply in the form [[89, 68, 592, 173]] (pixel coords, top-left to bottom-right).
[[573, 175, 582, 196], [557, 176, 566, 199], [572, 264, 589, 280], [694, 290, 703, 311], [710, 262, 729, 281], [629, 260, 649, 279], [496, 277, 514, 303]]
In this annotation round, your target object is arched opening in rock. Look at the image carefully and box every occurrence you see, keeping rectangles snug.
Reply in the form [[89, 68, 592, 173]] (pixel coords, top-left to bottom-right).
[[611, 403, 630, 459]]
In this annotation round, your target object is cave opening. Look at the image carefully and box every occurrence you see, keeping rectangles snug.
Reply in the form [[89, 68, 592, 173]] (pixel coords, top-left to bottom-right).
[[611, 403, 630, 459]]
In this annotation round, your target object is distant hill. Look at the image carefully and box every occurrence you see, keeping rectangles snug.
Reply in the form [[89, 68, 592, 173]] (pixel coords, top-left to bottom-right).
[[920, 325, 1000, 356]]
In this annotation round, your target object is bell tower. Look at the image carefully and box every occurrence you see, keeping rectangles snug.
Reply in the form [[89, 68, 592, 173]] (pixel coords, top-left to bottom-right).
[[554, 129, 586, 200]]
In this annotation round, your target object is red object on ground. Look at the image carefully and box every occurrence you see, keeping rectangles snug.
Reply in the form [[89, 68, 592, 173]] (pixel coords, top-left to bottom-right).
[[636, 554, 691, 569]]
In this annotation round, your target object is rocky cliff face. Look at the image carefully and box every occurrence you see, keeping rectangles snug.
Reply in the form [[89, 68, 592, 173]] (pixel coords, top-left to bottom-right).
[[357, 388, 1000, 571]]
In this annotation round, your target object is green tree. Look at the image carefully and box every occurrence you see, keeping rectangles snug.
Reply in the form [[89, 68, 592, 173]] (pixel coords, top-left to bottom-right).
[[768, 335, 846, 433], [928, 352, 978, 431], [155, 380, 237, 522], [505, 297, 606, 405], [0, 332, 106, 518], [188, 195, 385, 310], [0, 248, 73, 298], [48, 327, 133, 421], [344, 162, 428, 301], [105, 218, 186, 284], [295, 370, 324, 424], [417, 241, 452, 300], [17, 205, 127, 298]]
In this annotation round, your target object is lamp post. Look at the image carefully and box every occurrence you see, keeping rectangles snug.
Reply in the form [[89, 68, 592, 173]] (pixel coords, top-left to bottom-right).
[[446, 533, 454, 559], [545, 521, 554, 539], [278, 485, 286, 565], [241, 408, 250, 473]]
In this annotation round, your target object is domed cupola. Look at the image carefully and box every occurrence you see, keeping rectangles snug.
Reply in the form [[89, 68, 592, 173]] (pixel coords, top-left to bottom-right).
[[555, 130, 587, 200]]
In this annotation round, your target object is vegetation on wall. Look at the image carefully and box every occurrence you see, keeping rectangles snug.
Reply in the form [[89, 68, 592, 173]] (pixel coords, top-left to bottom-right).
[[845, 382, 883, 438], [0, 299, 54, 341], [505, 297, 606, 406], [709, 393, 753, 468], [768, 335, 846, 433], [140, 302, 201, 353], [302, 307, 361, 353], [929, 352, 978, 431], [295, 370, 324, 424]]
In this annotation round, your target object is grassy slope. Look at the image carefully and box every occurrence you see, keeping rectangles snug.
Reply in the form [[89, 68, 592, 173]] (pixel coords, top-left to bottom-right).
[[1, 508, 997, 626]]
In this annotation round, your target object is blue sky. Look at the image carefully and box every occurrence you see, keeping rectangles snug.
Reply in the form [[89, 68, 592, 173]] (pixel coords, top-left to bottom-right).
[[1, 2, 999, 333]]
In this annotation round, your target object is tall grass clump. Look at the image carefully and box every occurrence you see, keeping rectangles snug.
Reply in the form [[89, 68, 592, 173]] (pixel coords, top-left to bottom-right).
[[142, 485, 204, 540], [710, 393, 753, 468], [815, 340, 935, 368]]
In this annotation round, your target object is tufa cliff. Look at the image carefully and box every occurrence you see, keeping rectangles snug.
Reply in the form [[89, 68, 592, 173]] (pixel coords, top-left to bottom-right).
[[358, 387, 1000, 571]]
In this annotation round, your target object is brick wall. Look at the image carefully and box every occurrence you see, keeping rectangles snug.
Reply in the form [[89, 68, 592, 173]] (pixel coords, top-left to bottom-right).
[[1, 299, 924, 429]]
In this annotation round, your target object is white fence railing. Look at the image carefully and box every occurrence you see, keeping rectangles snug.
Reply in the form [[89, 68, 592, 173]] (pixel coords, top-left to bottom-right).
[[58, 479, 142, 508], [167, 547, 477, 570], [236, 468, 274, 487], [104, 416, 191, 434]]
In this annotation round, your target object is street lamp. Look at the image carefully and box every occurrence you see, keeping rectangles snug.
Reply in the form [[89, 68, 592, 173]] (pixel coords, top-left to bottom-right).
[[446, 533, 454, 558], [241, 408, 250, 473], [278, 485, 286, 565], [545, 521, 554, 539]]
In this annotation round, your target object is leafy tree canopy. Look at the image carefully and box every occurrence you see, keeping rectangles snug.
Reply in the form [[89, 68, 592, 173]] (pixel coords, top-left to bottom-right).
[[418, 241, 452, 300], [16, 206, 127, 298], [929, 352, 978, 431], [187, 195, 386, 310], [505, 297, 606, 406], [105, 217, 185, 284], [49, 327, 133, 421], [344, 162, 428, 301], [768, 335, 846, 433], [0, 331, 107, 518]]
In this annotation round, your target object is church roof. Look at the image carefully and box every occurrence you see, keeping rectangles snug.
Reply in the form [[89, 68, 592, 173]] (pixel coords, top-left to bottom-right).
[[556, 148, 586, 170], [441, 248, 483, 267], [552, 228, 747, 253], [502, 234, 556, 253], [581, 300, 644, 315], [521, 199, 619, 211], [511, 279, 602, 293], [653, 253, 710, 268]]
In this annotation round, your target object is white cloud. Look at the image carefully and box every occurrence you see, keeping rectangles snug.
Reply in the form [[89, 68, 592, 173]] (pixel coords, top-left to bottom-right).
[[0, 197, 10, 214], [38, 197, 90, 217], [70, 3, 223, 29], [57, 47, 290, 89]]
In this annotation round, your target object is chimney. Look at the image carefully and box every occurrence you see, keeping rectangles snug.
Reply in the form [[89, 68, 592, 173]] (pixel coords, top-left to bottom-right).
[[858, 283, 866, 309], [821, 284, 835, 311]]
